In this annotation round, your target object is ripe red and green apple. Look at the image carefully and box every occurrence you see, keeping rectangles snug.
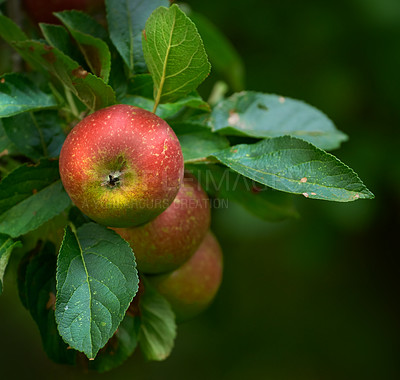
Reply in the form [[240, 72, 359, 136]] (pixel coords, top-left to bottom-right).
[[148, 231, 223, 322], [113, 174, 211, 274], [59, 104, 184, 227]]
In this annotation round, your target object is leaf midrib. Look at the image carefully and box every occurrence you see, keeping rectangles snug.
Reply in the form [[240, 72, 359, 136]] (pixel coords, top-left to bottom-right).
[[223, 157, 363, 192], [214, 147, 369, 198], [152, 10, 176, 112], [74, 230, 94, 358]]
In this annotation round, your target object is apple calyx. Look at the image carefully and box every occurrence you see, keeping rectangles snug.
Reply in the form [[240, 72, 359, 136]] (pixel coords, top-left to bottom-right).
[[104, 172, 121, 188]]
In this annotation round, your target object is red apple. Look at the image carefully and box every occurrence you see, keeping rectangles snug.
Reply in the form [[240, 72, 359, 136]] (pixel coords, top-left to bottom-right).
[[23, 0, 104, 24], [59, 104, 184, 227], [113, 174, 211, 274], [148, 231, 223, 322]]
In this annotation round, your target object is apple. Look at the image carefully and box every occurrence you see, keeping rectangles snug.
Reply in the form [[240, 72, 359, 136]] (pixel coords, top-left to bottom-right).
[[113, 173, 211, 274], [59, 104, 184, 227], [23, 0, 104, 24], [148, 231, 223, 322]]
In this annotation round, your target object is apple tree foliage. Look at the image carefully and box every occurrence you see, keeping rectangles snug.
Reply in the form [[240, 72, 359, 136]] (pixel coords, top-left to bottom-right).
[[0, 0, 374, 372]]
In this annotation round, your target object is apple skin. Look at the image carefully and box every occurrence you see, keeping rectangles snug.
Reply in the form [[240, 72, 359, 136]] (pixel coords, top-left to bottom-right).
[[113, 174, 211, 274], [23, 0, 104, 24], [148, 231, 223, 322], [59, 104, 184, 227]]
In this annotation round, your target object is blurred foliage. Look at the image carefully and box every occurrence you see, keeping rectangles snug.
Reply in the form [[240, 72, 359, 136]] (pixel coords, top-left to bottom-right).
[[1, 0, 399, 379]]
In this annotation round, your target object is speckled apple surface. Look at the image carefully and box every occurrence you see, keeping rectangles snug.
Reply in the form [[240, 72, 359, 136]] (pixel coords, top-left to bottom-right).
[[59, 104, 184, 227], [148, 231, 223, 322], [113, 174, 211, 274]]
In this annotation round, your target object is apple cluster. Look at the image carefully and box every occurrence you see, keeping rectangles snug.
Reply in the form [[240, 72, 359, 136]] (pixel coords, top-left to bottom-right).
[[59, 104, 223, 322]]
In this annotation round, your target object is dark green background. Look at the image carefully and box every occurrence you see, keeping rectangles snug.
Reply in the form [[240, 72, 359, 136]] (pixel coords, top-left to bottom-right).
[[1, 0, 399, 378]]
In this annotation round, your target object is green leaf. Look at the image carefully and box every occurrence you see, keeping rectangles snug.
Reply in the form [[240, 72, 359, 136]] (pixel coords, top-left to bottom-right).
[[15, 218, 68, 309], [168, 112, 211, 131], [106, 0, 169, 74], [15, 40, 115, 111], [40, 24, 75, 58], [17, 248, 32, 309], [0, 159, 71, 237], [56, 223, 139, 359], [189, 11, 245, 91], [2, 110, 65, 160], [55, 11, 111, 82], [138, 279, 176, 361], [0, 17, 116, 112], [17, 213, 68, 258], [127, 74, 154, 98], [0, 73, 58, 118], [122, 92, 210, 119], [40, 23, 87, 69], [211, 92, 348, 151], [187, 164, 298, 222], [0, 14, 28, 42], [23, 242, 77, 364], [89, 313, 140, 372], [212, 136, 374, 202], [56, 10, 109, 40], [124, 73, 210, 117], [172, 124, 230, 162], [0, 120, 13, 152], [0, 234, 22, 295], [68, 207, 92, 229], [109, 53, 129, 101], [0, 15, 47, 73], [142, 4, 211, 106]]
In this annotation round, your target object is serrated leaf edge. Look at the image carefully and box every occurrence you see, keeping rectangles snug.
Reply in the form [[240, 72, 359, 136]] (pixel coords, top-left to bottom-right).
[[211, 135, 374, 202], [55, 224, 139, 359]]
